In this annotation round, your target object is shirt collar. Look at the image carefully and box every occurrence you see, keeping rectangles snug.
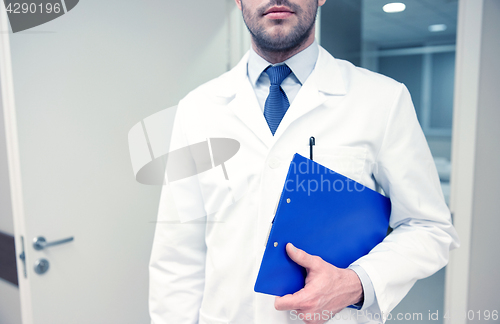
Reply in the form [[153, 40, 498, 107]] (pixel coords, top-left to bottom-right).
[[247, 40, 319, 86]]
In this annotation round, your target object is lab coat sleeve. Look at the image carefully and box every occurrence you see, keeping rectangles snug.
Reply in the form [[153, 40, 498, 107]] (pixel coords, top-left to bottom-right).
[[350, 83, 459, 319], [149, 101, 207, 324]]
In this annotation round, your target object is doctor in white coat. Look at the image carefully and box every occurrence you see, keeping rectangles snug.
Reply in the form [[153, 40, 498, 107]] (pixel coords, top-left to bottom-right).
[[149, 0, 459, 323]]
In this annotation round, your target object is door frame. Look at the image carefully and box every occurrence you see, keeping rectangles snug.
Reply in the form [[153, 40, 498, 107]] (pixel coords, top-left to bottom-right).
[[445, 0, 499, 323]]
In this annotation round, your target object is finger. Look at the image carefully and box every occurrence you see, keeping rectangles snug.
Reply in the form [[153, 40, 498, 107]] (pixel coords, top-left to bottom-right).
[[286, 243, 318, 270], [274, 289, 308, 311]]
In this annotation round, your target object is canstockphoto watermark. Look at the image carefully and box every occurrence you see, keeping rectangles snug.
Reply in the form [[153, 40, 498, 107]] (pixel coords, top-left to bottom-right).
[[284, 174, 366, 196], [290, 309, 499, 322], [290, 309, 422, 322], [3, 0, 80, 33], [284, 159, 366, 196], [128, 105, 248, 223], [290, 309, 392, 322]]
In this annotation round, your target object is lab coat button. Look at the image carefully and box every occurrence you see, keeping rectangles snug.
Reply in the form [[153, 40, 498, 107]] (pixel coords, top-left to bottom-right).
[[268, 157, 281, 169]]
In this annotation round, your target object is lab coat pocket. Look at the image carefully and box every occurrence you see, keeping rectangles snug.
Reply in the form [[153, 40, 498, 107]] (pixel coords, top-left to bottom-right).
[[304, 146, 367, 183], [195, 160, 249, 220]]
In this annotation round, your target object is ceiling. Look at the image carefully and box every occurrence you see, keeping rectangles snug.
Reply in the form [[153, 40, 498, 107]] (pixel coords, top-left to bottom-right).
[[361, 0, 458, 48]]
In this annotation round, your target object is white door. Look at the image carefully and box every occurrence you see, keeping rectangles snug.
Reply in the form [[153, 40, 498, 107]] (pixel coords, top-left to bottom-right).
[[1, 1, 244, 323]]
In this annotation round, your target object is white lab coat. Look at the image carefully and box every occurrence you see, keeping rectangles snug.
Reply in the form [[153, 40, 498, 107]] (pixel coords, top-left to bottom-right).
[[149, 46, 459, 324]]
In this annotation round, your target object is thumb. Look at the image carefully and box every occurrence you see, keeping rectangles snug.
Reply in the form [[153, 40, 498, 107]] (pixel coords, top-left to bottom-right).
[[286, 243, 317, 270]]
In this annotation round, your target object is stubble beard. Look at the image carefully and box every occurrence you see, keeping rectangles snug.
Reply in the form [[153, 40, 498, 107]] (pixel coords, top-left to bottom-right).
[[241, 0, 318, 54]]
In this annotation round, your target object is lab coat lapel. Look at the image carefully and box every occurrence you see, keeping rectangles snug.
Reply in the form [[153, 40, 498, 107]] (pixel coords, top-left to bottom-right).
[[217, 53, 275, 148], [228, 80, 275, 148], [273, 47, 347, 138]]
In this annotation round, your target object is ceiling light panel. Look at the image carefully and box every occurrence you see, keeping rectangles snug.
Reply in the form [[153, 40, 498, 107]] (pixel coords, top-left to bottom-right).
[[383, 2, 406, 13], [428, 24, 447, 32]]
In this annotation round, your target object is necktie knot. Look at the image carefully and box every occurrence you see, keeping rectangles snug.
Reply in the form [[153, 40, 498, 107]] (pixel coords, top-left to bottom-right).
[[265, 64, 292, 86]]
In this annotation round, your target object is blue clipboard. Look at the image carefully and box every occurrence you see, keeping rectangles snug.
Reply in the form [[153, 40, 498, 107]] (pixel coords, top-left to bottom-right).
[[254, 153, 391, 296]]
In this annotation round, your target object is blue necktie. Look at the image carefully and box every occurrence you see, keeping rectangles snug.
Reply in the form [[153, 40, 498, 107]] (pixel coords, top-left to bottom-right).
[[264, 65, 292, 135]]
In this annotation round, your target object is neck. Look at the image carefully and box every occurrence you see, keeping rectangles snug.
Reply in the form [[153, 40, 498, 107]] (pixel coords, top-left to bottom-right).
[[251, 29, 316, 64]]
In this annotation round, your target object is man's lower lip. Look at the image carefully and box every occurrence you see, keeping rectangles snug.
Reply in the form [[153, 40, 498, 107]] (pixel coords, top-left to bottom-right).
[[265, 12, 293, 19]]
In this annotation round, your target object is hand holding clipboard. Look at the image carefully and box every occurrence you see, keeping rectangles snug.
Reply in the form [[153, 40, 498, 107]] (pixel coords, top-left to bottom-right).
[[254, 152, 391, 297]]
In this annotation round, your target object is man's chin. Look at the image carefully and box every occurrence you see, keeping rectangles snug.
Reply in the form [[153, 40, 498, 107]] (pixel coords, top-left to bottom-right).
[[264, 29, 296, 44], [262, 33, 309, 51]]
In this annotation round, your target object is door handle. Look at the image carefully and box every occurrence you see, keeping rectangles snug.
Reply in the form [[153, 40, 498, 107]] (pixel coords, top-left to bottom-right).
[[33, 236, 74, 250]]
